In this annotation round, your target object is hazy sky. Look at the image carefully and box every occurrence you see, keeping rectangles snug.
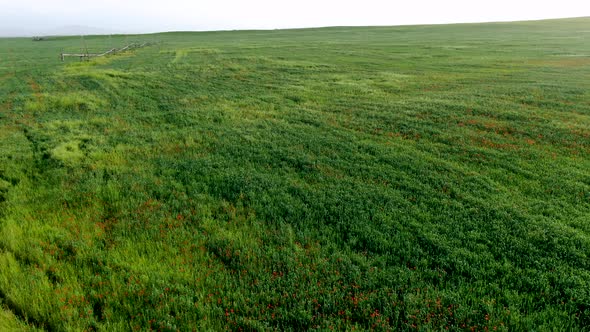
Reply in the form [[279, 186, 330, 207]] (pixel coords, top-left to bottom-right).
[[1, 0, 589, 35]]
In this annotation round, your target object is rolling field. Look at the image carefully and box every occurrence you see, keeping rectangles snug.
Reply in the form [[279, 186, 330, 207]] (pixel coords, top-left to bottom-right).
[[0, 17, 590, 331]]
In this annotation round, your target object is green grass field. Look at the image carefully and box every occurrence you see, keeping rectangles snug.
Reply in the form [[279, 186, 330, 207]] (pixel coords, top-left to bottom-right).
[[0, 17, 589, 331]]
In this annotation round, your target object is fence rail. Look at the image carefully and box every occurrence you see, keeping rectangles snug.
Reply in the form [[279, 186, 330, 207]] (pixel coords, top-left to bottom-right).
[[60, 42, 150, 61]]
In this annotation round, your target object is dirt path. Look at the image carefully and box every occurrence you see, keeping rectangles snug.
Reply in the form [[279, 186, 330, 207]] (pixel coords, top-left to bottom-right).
[[0, 72, 14, 81], [28, 78, 43, 102], [0, 94, 13, 113]]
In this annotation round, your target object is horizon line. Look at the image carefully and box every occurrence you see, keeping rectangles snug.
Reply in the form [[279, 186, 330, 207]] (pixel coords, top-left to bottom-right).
[[1, 15, 588, 38]]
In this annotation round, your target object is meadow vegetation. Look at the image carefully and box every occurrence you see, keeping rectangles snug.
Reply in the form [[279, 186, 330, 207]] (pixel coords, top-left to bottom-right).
[[0, 17, 589, 330]]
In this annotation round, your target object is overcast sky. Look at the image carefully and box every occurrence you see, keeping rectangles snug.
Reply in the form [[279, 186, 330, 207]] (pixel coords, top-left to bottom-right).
[[1, 0, 589, 35]]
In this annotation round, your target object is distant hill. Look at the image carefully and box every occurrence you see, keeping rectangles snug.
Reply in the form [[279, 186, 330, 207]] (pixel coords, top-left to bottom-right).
[[44, 25, 122, 36], [0, 25, 123, 37], [0, 26, 33, 37]]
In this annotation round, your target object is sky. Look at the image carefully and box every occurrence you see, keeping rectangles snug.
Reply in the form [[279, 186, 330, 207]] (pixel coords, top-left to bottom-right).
[[0, 0, 589, 35]]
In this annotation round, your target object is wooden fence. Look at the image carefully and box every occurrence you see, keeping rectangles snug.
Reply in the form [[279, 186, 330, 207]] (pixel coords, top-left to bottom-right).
[[60, 42, 150, 61]]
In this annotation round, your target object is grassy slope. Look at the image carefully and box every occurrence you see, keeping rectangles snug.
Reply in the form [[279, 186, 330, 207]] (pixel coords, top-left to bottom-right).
[[0, 303, 38, 331], [0, 17, 589, 331]]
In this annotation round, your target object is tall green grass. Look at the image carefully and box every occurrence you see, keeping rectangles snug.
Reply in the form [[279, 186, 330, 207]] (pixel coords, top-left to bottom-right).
[[0, 17, 589, 330]]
